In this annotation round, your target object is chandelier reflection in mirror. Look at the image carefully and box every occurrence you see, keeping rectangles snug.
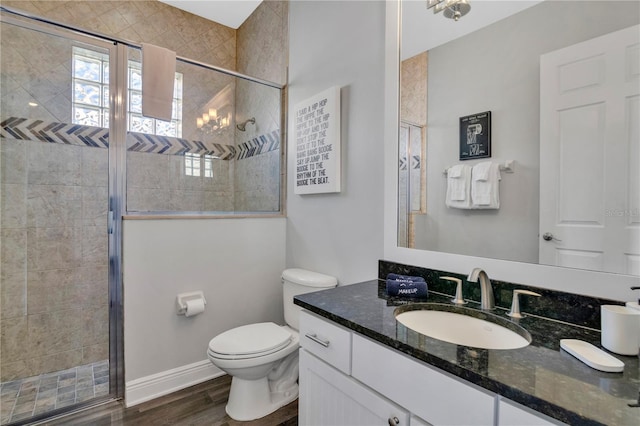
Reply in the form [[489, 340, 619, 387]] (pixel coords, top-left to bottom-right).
[[427, 0, 471, 21], [196, 108, 231, 134]]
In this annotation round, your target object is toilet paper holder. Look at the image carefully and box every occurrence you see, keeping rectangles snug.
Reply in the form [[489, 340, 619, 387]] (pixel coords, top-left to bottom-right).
[[176, 291, 207, 316]]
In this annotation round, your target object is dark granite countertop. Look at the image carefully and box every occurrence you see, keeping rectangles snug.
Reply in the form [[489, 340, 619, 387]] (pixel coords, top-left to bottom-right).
[[294, 280, 640, 426]]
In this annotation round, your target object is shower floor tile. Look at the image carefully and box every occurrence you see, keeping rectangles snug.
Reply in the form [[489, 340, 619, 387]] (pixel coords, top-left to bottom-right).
[[0, 360, 109, 425]]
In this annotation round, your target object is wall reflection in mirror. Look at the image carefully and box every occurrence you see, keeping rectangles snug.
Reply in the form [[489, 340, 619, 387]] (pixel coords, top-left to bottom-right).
[[398, 0, 640, 276]]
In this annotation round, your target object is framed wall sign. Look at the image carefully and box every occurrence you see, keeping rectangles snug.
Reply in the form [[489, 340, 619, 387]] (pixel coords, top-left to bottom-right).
[[294, 86, 341, 194], [459, 111, 491, 160]]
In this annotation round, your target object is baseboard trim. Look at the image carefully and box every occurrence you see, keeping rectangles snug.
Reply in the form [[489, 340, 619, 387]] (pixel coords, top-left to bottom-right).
[[125, 360, 224, 407]]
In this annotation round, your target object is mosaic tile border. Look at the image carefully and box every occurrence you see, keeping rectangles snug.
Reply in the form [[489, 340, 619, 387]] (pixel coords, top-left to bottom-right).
[[1, 117, 280, 161], [236, 130, 281, 160], [1, 117, 109, 148], [126, 131, 236, 160], [399, 154, 421, 171]]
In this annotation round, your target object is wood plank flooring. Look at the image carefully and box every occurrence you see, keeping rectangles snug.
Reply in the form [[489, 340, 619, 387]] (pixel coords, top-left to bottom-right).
[[38, 375, 298, 426]]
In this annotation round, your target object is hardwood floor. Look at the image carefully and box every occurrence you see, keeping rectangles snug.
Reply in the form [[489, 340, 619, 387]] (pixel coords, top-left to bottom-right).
[[38, 375, 298, 426]]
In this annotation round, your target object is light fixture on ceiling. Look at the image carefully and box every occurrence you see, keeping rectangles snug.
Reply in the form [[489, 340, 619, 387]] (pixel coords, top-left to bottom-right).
[[426, 0, 471, 21], [197, 108, 231, 134]]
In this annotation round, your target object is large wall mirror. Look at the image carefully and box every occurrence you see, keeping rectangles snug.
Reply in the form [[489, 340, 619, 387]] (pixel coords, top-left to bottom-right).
[[398, 0, 640, 277]]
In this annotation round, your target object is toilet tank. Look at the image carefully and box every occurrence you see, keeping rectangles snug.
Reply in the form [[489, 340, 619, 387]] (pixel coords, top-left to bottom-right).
[[282, 268, 337, 330]]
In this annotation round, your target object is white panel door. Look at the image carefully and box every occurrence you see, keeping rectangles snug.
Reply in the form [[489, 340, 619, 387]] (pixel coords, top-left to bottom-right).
[[540, 25, 640, 275], [299, 349, 410, 426]]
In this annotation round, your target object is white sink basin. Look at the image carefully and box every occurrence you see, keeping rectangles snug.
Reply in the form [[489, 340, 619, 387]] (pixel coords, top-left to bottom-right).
[[395, 305, 531, 350]]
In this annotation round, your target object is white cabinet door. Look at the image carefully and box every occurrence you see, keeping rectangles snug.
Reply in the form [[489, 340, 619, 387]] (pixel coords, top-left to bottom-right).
[[498, 398, 565, 426], [299, 348, 410, 426]]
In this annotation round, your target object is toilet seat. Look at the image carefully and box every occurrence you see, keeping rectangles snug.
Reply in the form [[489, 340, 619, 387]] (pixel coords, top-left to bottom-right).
[[208, 322, 292, 360]]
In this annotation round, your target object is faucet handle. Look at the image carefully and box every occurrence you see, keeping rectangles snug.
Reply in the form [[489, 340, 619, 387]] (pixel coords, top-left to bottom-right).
[[508, 289, 541, 318], [441, 276, 466, 305]]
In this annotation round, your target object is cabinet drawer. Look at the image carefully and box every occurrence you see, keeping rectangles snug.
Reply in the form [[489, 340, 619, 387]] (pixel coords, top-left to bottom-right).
[[299, 310, 352, 374], [352, 333, 495, 425]]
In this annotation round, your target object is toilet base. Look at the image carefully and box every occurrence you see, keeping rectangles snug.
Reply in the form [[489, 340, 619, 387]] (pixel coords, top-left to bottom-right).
[[225, 376, 298, 421]]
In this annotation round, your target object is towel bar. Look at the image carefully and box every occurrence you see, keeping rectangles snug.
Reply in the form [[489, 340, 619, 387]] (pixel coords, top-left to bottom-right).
[[443, 160, 514, 175]]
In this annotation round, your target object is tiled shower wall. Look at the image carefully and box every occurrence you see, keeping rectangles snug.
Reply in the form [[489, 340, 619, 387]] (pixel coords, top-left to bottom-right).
[[398, 52, 427, 247], [0, 0, 237, 70], [0, 16, 111, 382], [1, 0, 287, 380], [235, 1, 288, 211], [1, 0, 287, 214], [1, 138, 109, 383], [124, 47, 238, 213], [401, 52, 427, 126]]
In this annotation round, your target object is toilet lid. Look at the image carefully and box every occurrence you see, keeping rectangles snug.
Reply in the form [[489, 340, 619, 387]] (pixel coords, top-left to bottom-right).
[[208, 322, 292, 357]]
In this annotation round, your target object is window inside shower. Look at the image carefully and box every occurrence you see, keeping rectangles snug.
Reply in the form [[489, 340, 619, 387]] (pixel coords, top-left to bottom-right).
[[71, 47, 184, 138]]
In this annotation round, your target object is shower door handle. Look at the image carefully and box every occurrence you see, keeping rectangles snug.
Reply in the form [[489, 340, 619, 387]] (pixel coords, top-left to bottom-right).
[[108, 210, 114, 235]]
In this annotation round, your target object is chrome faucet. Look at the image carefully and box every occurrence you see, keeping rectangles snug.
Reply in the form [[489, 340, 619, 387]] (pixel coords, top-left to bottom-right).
[[467, 268, 494, 310]]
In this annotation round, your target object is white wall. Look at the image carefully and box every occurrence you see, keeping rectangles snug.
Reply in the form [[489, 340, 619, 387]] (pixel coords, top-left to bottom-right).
[[287, 1, 386, 285], [384, 1, 640, 302], [123, 217, 286, 404]]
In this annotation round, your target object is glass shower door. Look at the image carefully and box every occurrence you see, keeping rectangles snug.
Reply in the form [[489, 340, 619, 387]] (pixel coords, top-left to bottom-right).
[[398, 122, 425, 248], [0, 15, 118, 424]]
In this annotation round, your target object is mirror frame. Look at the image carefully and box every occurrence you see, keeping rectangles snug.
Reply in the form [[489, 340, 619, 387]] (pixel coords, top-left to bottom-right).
[[383, 0, 638, 302]]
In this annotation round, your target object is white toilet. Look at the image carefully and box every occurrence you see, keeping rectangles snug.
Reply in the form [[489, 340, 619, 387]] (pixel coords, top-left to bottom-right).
[[207, 268, 337, 421]]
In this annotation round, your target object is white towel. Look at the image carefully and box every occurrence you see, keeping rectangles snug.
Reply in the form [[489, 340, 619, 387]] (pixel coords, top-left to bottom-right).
[[448, 164, 464, 178], [471, 162, 501, 208], [446, 164, 472, 209], [141, 43, 176, 122], [472, 161, 492, 181]]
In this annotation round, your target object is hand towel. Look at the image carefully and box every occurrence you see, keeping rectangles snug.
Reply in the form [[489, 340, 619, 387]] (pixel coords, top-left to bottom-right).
[[471, 162, 501, 208], [471, 161, 492, 181], [386, 273, 426, 283], [141, 43, 176, 122], [386, 274, 428, 298], [448, 164, 464, 178], [445, 164, 472, 209]]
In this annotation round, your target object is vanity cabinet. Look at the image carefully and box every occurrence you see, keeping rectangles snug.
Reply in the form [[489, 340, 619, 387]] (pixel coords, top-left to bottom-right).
[[299, 310, 565, 426], [299, 310, 491, 425], [498, 398, 561, 426], [352, 333, 494, 425], [299, 349, 410, 425]]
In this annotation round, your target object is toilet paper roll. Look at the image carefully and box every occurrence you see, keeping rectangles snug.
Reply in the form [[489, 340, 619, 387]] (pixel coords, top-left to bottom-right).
[[601, 305, 640, 356], [184, 298, 205, 317]]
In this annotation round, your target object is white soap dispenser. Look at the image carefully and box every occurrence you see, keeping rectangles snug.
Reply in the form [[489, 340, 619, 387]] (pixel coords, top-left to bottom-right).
[[624, 286, 640, 356], [626, 286, 640, 311]]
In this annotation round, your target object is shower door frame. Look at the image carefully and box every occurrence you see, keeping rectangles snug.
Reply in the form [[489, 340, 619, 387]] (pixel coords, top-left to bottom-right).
[[0, 9, 126, 411]]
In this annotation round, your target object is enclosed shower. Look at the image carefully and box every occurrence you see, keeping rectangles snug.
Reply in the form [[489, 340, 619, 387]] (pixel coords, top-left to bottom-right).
[[0, 4, 284, 424]]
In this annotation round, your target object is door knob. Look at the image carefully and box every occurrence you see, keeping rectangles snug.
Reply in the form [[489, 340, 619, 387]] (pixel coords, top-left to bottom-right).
[[542, 232, 562, 242]]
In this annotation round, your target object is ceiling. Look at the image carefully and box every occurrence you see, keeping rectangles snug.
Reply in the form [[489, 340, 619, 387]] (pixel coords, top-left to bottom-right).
[[401, 0, 543, 59], [159, 0, 262, 29]]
